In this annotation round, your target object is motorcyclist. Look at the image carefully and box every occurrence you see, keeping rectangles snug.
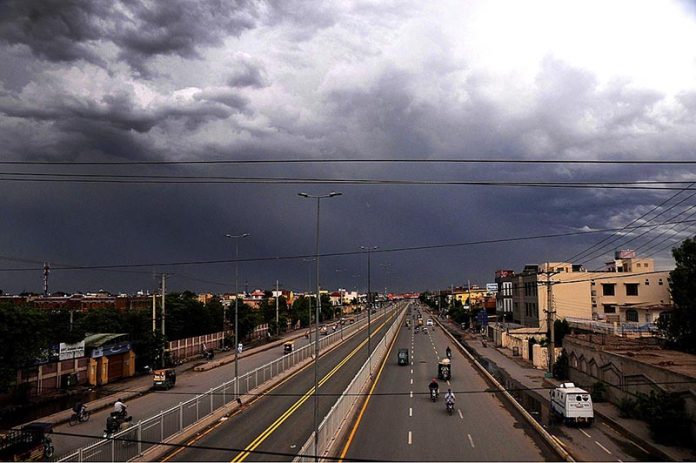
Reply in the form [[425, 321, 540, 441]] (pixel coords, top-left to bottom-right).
[[446, 346, 452, 358], [444, 388, 456, 405], [428, 378, 439, 397], [113, 398, 127, 419]]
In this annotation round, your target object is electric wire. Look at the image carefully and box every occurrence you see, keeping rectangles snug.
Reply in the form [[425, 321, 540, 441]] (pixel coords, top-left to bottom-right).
[[45, 430, 377, 462], [563, 183, 696, 264], [1, 219, 694, 273], [2, 157, 696, 166]]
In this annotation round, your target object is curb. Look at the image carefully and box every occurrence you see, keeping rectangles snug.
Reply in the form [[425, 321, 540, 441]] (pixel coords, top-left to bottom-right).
[[433, 315, 574, 462]]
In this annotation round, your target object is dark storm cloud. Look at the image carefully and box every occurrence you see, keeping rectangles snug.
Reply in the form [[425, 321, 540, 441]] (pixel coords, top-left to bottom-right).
[[227, 58, 268, 88], [0, 0, 260, 72]]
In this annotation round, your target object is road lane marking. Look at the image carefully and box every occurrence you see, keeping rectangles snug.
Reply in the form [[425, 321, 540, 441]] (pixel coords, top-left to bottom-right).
[[595, 441, 612, 455], [409, 408, 412, 417], [458, 409, 463, 419], [410, 391, 413, 398], [410, 369, 413, 374], [579, 429, 592, 438], [233, 315, 394, 462], [339, 312, 402, 461], [408, 431, 412, 445], [468, 434, 475, 448], [410, 378, 413, 384]]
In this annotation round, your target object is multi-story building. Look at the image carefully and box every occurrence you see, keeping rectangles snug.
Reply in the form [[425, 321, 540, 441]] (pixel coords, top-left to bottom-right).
[[509, 252, 671, 329], [495, 270, 514, 320]]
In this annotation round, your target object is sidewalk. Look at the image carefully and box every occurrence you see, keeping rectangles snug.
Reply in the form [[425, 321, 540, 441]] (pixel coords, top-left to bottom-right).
[[442, 319, 695, 462], [16, 329, 308, 429]]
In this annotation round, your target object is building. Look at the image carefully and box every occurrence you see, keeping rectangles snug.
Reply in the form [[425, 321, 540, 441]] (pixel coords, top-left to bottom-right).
[[495, 270, 515, 320], [509, 252, 671, 329]]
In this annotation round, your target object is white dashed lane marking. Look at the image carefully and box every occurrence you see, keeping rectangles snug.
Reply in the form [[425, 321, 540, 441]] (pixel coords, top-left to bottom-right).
[[468, 434, 475, 448], [458, 409, 463, 419], [409, 407, 412, 417], [596, 441, 612, 455], [408, 431, 412, 445], [410, 391, 413, 398], [579, 429, 592, 438]]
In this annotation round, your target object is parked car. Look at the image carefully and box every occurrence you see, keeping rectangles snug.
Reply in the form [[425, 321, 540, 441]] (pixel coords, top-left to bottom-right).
[[426, 319, 433, 326]]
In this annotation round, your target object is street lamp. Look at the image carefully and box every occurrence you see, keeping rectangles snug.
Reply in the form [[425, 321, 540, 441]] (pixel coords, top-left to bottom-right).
[[361, 245, 378, 376], [298, 191, 342, 460], [224, 232, 251, 399]]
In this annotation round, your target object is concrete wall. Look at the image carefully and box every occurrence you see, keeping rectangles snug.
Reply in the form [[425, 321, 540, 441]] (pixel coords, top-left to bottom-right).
[[563, 335, 696, 439]]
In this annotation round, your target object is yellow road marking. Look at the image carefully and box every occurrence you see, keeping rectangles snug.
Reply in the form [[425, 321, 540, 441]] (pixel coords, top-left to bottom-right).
[[339, 313, 401, 461], [232, 314, 394, 462], [163, 313, 391, 462]]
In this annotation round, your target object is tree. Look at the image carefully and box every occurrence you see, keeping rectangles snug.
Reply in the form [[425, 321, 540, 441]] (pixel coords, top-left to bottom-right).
[[658, 236, 696, 353], [553, 319, 571, 347], [0, 303, 49, 392], [552, 349, 569, 380]]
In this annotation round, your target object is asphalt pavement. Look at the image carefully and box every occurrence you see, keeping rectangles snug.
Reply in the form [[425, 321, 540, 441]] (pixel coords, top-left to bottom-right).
[[165, 305, 403, 462], [340, 305, 556, 461]]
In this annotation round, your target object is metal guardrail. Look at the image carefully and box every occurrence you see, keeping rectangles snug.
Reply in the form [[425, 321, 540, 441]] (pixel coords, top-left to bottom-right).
[[58, 309, 391, 462], [294, 306, 406, 461]]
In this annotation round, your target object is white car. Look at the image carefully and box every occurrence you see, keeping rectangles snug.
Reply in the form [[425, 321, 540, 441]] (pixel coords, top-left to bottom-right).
[[426, 319, 433, 326]]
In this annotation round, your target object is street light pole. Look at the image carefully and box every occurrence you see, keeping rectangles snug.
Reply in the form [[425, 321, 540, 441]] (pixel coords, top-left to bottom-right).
[[299, 191, 342, 461], [275, 279, 280, 336], [361, 245, 378, 376], [224, 233, 250, 399]]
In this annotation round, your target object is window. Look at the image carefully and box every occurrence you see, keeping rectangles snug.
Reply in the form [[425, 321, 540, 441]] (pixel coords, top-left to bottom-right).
[[603, 304, 616, 314], [658, 279, 664, 286], [626, 309, 639, 322], [625, 284, 639, 296], [645, 279, 650, 286], [602, 284, 615, 296]]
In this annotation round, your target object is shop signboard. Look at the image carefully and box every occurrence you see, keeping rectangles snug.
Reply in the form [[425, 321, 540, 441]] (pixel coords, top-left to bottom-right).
[[59, 341, 85, 360]]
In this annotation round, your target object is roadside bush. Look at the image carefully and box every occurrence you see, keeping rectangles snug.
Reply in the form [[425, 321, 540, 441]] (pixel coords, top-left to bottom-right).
[[552, 349, 569, 380], [618, 396, 639, 418], [591, 381, 606, 403]]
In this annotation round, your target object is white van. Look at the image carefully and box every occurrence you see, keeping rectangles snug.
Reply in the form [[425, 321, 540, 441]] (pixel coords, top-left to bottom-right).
[[550, 383, 594, 426]]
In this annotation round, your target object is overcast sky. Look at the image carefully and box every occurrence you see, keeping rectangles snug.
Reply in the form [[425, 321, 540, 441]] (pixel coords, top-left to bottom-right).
[[1, 0, 696, 295]]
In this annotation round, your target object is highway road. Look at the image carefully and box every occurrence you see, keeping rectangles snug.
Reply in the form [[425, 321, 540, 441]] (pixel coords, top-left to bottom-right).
[[339, 305, 557, 461], [164, 303, 406, 462], [50, 310, 379, 458]]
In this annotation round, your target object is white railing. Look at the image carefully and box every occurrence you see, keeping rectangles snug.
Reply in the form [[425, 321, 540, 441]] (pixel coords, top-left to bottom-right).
[[58, 308, 392, 462], [294, 306, 407, 461]]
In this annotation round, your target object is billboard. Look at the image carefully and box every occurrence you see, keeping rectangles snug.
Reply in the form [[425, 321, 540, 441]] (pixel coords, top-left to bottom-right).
[[59, 341, 86, 360], [486, 283, 498, 294]]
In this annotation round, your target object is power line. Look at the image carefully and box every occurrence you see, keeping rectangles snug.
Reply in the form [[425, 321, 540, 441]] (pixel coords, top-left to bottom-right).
[[563, 182, 696, 264], [2, 157, 696, 166], [47, 430, 377, 462], [0, 219, 693, 273], [0, 173, 695, 189]]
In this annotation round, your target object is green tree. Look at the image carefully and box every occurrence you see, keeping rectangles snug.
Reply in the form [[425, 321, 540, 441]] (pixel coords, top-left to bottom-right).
[[553, 319, 571, 347], [658, 236, 696, 353], [552, 349, 569, 380], [0, 303, 49, 392]]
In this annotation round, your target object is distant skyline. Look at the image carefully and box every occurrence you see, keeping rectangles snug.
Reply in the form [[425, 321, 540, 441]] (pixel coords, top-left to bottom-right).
[[2, 1, 696, 294]]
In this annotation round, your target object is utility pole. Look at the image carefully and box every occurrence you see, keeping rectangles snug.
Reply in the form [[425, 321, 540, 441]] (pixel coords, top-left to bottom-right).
[[540, 265, 560, 377], [161, 273, 166, 337], [43, 262, 49, 297], [361, 245, 378, 377], [275, 279, 280, 336]]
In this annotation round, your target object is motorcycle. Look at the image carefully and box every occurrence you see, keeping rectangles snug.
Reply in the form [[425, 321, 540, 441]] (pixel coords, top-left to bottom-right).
[[103, 412, 132, 439], [69, 406, 90, 426], [446, 348, 452, 359], [430, 388, 439, 402], [446, 400, 455, 415]]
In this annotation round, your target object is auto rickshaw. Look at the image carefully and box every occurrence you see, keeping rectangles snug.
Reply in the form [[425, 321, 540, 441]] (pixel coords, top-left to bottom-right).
[[437, 358, 451, 381], [397, 348, 409, 365], [283, 341, 294, 354], [0, 422, 55, 461], [153, 368, 177, 390]]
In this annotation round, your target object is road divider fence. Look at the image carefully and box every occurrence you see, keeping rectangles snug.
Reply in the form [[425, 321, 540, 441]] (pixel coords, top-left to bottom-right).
[[57, 308, 393, 462], [294, 306, 407, 462]]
